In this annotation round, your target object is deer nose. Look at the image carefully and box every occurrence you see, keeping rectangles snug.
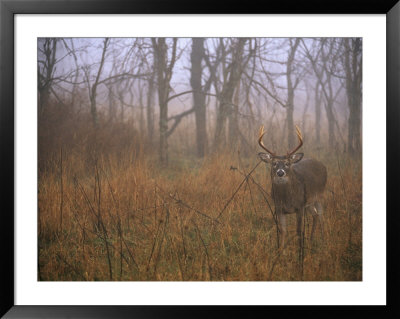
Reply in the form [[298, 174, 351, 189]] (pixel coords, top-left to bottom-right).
[[277, 169, 285, 177]]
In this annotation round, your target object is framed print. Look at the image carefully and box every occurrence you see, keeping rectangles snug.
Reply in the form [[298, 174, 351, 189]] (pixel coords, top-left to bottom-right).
[[1, 0, 399, 318]]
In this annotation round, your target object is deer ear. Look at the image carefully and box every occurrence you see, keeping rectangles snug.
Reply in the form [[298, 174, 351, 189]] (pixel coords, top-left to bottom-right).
[[259, 152, 273, 163], [290, 153, 303, 163]]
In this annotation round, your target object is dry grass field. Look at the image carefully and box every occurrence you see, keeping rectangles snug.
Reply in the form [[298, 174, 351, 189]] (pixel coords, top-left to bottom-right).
[[38, 106, 362, 281]]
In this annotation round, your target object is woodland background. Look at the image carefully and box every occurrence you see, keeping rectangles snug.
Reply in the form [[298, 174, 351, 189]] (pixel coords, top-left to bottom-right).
[[38, 38, 362, 281]]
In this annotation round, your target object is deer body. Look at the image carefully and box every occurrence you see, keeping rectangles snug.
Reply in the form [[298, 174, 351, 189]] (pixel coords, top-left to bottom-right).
[[258, 126, 327, 249], [272, 158, 327, 211]]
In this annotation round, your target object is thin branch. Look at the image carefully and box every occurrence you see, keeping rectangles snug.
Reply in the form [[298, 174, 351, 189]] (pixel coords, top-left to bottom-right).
[[216, 160, 262, 220]]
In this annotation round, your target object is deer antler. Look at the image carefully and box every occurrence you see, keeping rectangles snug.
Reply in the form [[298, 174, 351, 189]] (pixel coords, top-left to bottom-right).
[[258, 125, 275, 155], [287, 125, 303, 156]]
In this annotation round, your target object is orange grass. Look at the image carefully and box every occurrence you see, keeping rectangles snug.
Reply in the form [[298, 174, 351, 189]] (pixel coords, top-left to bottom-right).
[[38, 108, 362, 281]]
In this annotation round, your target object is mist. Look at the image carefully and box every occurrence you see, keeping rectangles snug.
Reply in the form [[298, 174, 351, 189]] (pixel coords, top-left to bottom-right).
[[38, 37, 362, 164]]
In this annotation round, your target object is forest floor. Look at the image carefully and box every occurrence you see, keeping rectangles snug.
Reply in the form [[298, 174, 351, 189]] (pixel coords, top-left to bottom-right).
[[38, 131, 362, 281]]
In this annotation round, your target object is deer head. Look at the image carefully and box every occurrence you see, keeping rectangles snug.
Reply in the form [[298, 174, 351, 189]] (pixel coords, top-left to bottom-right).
[[258, 125, 304, 184]]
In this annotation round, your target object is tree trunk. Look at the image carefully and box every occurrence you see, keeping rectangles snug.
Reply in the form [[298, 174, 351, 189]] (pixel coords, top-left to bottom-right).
[[214, 100, 228, 150], [107, 86, 114, 123], [324, 100, 335, 148], [38, 38, 57, 112], [344, 38, 362, 157], [347, 90, 361, 156], [286, 97, 295, 149], [228, 82, 240, 148], [89, 38, 109, 128], [194, 96, 207, 157], [119, 92, 124, 122], [64, 38, 79, 109], [190, 38, 208, 157], [159, 101, 168, 164], [39, 87, 50, 111], [152, 38, 176, 166], [147, 70, 155, 146], [214, 39, 246, 151], [90, 96, 98, 127], [139, 86, 145, 138], [315, 83, 321, 145], [155, 39, 169, 165], [286, 38, 300, 149]]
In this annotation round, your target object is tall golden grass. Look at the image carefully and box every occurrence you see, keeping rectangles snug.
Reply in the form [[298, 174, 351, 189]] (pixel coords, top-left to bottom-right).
[[38, 105, 362, 281]]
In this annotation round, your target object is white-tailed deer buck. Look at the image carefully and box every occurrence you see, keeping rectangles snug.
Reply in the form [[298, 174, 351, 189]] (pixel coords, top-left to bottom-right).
[[258, 125, 327, 250]]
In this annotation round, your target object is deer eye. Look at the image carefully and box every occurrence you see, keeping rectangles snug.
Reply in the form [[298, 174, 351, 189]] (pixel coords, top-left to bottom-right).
[[273, 162, 278, 167], [285, 162, 290, 167]]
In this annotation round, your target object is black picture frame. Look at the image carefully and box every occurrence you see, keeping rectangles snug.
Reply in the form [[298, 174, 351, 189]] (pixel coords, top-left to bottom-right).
[[1, 0, 399, 318]]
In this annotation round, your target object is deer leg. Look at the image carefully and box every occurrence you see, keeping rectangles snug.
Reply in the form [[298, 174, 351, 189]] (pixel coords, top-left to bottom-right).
[[310, 214, 318, 242], [308, 204, 318, 242], [309, 202, 324, 242], [296, 209, 304, 261], [314, 201, 324, 241], [277, 211, 287, 249]]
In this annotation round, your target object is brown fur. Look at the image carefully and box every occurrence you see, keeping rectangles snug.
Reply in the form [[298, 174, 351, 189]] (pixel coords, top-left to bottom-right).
[[259, 153, 327, 249]]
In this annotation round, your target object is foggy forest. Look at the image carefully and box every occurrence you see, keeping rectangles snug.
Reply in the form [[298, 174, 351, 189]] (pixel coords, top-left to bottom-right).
[[38, 37, 362, 281]]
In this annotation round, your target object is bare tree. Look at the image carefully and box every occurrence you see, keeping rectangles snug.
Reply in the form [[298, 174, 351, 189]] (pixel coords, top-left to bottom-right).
[[285, 38, 301, 148], [146, 68, 155, 146], [37, 37, 359, 162], [314, 81, 322, 145], [247, 38, 304, 150], [151, 38, 178, 165], [106, 84, 115, 122], [190, 38, 209, 157], [133, 39, 156, 146], [38, 38, 58, 110], [343, 38, 362, 157], [213, 38, 248, 150], [61, 39, 81, 108], [302, 38, 343, 148], [83, 38, 110, 127]]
